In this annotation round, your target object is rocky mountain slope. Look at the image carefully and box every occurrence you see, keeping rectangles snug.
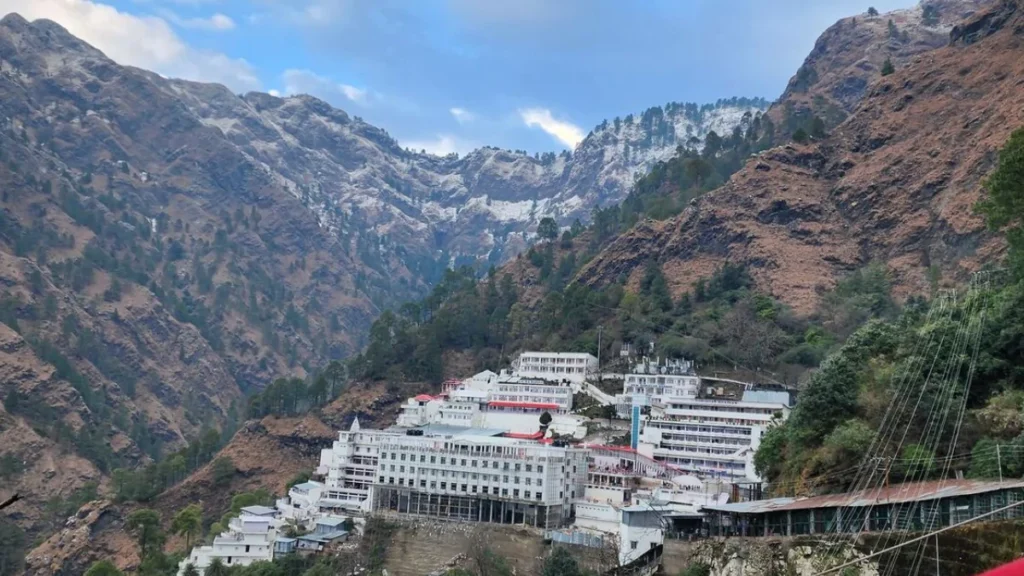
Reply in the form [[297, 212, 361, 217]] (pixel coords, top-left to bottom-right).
[[769, 0, 992, 135], [0, 12, 761, 541], [173, 87, 765, 273], [577, 0, 1023, 314]]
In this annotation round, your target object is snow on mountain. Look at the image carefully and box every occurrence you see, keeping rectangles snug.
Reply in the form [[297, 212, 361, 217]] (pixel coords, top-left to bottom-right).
[[168, 80, 766, 276]]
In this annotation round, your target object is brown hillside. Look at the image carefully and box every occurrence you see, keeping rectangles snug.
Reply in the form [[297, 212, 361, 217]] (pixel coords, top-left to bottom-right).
[[24, 384, 398, 575], [577, 0, 1023, 314], [769, 0, 993, 135]]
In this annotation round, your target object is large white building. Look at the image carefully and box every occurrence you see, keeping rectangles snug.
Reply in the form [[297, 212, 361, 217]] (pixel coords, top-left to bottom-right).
[[371, 430, 590, 528], [278, 419, 590, 529], [313, 418, 388, 513], [614, 358, 700, 417], [637, 390, 791, 481], [396, 370, 585, 437], [511, 352, 598, 384]]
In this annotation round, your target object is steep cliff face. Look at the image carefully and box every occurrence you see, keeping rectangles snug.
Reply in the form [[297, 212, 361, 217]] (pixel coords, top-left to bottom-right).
[[577, 0, 1023, 314], [770, 0, 992, 135]]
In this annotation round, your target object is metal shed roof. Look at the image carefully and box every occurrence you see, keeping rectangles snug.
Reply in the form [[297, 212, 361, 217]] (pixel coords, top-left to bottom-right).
[[702, 479, 1024, 515]]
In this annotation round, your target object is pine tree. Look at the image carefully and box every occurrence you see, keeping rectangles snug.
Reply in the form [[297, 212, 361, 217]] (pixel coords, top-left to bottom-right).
[[881, 57, 895, 76]]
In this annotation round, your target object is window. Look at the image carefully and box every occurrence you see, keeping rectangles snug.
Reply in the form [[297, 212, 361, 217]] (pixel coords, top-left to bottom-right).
[[389, 477, 395, 484], [420, 480, 426, 488], [537, 465, 543, 473], [420, 455, 426, 463], [431, 456, 436, 464], [389, 465, 395, 472], [472, 485, 478, 493], [515, 477, 520, 485], [441, 457, 447, 465], [513, 489, 520, 498], [515, 464, 521, 471], [441, 482, 447, 490], [472, 460, 477, 467], [379, 476, 385, 483], [502, 488, 509, 496], [536, 492, 543, 500], [630, 541, 638, 550], [246, 545, 250, 553], [492, 461, 499, 469], [482, 487, 489, 494], [430, 482, 436, 489], [462, 484, 468, 492], [461, 459, 467, 466], [525, 464, 532, 472], [401, 454, 406, 461], [400, 466, 405, 473]]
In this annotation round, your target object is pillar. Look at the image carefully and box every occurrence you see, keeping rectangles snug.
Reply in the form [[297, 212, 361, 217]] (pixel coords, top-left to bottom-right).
[[786, 511, 792, 536]]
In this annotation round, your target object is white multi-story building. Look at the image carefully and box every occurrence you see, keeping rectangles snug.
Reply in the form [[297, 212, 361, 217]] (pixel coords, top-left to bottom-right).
[[396, 370, 584, 437], [615, 358, 699, 417], [371, 431, 589, 529], [177, 513, 278, 575], [276, 480, 325, 526], [512, 352, 598, 384], [314, 418, 388, 513], [637, 390, 790, 481], [297, 420, 590, 528]]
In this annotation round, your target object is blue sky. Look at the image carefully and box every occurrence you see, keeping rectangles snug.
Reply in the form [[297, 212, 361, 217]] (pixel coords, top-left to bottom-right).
[[6, 0, 914, 154]]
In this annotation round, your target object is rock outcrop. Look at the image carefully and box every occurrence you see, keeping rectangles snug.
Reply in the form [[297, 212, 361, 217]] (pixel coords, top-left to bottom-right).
[[769, 0, 993, 135], [577, 0, 1022, 314]]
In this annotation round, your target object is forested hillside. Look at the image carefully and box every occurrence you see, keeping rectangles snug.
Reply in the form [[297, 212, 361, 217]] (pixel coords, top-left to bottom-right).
[[348, 113, 900, 387], [755, 125, 1024, 494]]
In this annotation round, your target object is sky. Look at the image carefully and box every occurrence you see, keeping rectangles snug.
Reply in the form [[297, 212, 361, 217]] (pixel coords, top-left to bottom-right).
[[0, 0, 915, 155]]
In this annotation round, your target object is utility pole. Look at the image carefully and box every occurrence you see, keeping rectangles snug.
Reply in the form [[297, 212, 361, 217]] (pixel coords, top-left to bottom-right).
[[997, 444, 1003, 483], [597, 325, 603, 375], [935, 534, 940, 576]]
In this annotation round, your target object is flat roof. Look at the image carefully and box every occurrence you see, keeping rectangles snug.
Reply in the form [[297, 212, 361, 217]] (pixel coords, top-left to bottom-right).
[[317, 517, 346, 526], [291, 481, 322, 491], [488, 401, 561, 410], [703, 480, 1024, 515], [384, 423, 508, 438], [240, 505, 276, 516]]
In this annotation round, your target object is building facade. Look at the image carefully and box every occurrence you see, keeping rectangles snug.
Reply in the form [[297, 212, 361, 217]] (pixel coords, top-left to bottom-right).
[[638, 391, 790, 482], [512, 352, 598, 384], [615, 358, 699, 417], [315, 418, 387, 512], [396, 370, 585, 437], [178, 513, 277, 575], [370, 432, 589, 529]]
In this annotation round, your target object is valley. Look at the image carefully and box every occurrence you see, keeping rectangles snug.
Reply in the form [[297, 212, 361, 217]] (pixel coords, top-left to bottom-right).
[[2, 0, 1024, 575]]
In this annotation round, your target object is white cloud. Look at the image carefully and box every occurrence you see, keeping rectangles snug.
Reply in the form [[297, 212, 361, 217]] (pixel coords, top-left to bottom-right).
[[0, 0, 260, 92], [268, 89, 281, 97], [519, 108, 584, 148], [341, 84, 367, 104], [402, 134, 475, 157], [282, 69, 371, 107], [159, 10, 235, 31], [449, 107, 475, 124]]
